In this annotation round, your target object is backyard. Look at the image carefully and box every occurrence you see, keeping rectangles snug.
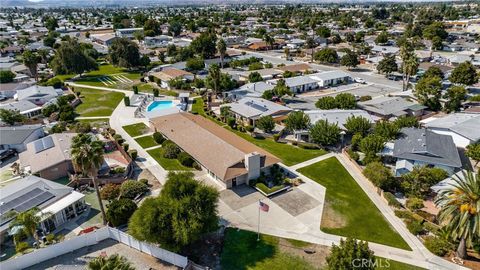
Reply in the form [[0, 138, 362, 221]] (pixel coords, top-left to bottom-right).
[[135, 135, 159, 149], [75, 88, 124, 117], [192, 98, 327, 166], [122, 122, 150, 137], [297, 157, 411, 250], [147, 148, 193, 171]]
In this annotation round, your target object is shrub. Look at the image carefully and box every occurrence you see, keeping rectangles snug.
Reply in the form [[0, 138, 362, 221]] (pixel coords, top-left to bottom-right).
[[128, 149, 138, 160], [120, 180, 149, 199], [423, 222, 440, 234], [123, 143, 129, 152], [406, 220, 424, 235], [15, 242, 29, 253], [153, 132, 165, 144], [298, 142, 320, 149], [100, 183, 120, 200], [384, 192, 402, 208], [394, 209, 417, 220], [112, 167, 126, 174], [124, 96, 130, 106], [359, 95, 372, 102], [347, 148, 359, 161], [163, 143, 180, 159], [406, 197, 424, 211], [133, 85, 139, 94], [245, 125, 254, 132], [153, 88, 159, 97], [363, 162, 394, 189], [273, 134, 280, 142], [108, 128, 116, 135], [45, 233, 55, 244], [139, 179, 149, 186], [177, 152, 194, 167], [106, 198, 138, 227], [227, 117, 236, 128], [424, 236, 452, 256]]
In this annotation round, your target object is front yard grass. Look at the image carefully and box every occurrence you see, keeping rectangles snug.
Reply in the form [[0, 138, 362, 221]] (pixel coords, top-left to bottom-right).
[[74, 64, 141, 89], [135, 135, 159, 148], [75, 87, 124, 117], [122, 122, 150, 137], [147, 148, 192, 171], [297, 157, 411, 250]]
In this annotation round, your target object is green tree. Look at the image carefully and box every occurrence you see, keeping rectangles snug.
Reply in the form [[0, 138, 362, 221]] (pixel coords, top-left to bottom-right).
[[8, 207, 46, 248], [443, 85, 467, 112], [305, 37, 316, 62], [44, 16, 58, 32], [359, 134, 385, 156], [424, 66, 444, 79], [335, 93, 356, 109], [88, 254, 134, 270], [186, 57, 205, 73], [0, 109, 25, 125], [0, 70, 15, 83], [23, 50, 40, 81], [414, 76, 442, 111], [340, 50, 359, 69], [256, 115, 275, 133], [363, 162, 394, 190], [315, 96, 337, 110], [263, 33, 274, 50], [205, 64, 220, 95], [314, 48, 338, 64], [217, 39, 227, 68], [129, 172, 219, 251], [377, 55, 398, 75], [109, 38, 141, 68], [106, 198, 137, 227], [449, 61, 478, 86], [248, 71, 263, 83], [272, 79, 292, 97], [168, 20, 182, 37], [374, 121, 399, 140], [326, 237, 375, 270], [71, 134, 107, 225], [51, 39, 97, 75], [394, 115, 419, 129], [309, 120, 341, 146], [144, 19, 161, 36], [344, 116, 371, 136], [400, 40, 419, 91], [285, 111, 310, 132], [133, 13, 148, 27], [402, 166, 448, 198], [375, 31, 389, 44], [315, 26, 331, 38], [435, 171, 480, 259], [466, 143, 480, 167], [191, 32, 217, 59]]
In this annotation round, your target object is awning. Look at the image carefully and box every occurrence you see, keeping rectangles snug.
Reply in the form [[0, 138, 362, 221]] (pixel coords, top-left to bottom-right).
[[39, 191, 85, 216]]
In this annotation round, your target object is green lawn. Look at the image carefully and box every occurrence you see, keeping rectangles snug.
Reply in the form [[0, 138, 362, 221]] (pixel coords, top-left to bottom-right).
[[74, 64, 141, 89], [135, 135, 159, 148], [122, 123, 150, 137], [147, 148, 193, 171], [297, 157, 411, 250], [82, 191, 107, 227], [75, 88, 124, 117], [221, 228, 316, 270], [77, 118, 110, 127], [376, 257, 426, 270], [134, 83, 178, 96], [192, 98, 327, 166]]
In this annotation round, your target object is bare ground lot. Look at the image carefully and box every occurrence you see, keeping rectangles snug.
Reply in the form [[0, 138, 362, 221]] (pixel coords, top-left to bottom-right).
[[270, 189, 319, 217]]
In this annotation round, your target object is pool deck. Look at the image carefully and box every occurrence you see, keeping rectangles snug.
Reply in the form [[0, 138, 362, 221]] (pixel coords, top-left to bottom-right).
[[145, 98, 182, 119]]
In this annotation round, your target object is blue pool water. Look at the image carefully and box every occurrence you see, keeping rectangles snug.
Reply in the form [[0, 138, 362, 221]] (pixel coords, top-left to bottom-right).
[[147, 100, 174, 112]]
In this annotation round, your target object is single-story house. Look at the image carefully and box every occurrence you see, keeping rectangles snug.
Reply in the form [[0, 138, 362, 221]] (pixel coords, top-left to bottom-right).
[[15, 85, 63, 106], [150, 113, 280, 188], [422, 113, 480, 148], [19, 133, 77, 180], [224, 97, 292, 126], [371, 45, 400, 56], [91, 33, 117, 46], [0, 175, 87, 242], [0, 100, 42, 118], [389, 128, 462, 176], [294, 109, 374, 141], [357, 96, 427, 120], [144, 35, 172, 48], [270, 75, 319, 94], [115, 28, 143, 39], [0, 124, 44, 152], [309, 70, 352, 87], [150, 68, 194, 89], [276, 63, 313, 74], [224, 82, 275, 101], [285, 38, 305, 49], [237, 68, 282, 82]]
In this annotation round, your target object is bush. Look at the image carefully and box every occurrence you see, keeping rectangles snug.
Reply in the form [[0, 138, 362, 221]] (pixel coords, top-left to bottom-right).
[[128, 149, 138, 160], [45, 233, 55, 244], [406, 220, 424, 235], [245, 125, 254, 132], [406, 197, 424, 211], [384, 192, 402, 208], [123, 143, 129, 152], [139, 179, 149, 186], [227, 117, 236, 128], [73, 122, 91, 133], [424, 236, 452, 256], [359, 95, 372, 102], [100, 183, 120, 200], [15, 242, 29, 253], [153, 88, 159, 97], [177, 152, 194, 167], [120, 180, 149, 199], [163, 142, 180, 159], [273, 134, 280, 142], [112, 167, 126, 174], [298, 142, 320, 149], [133, 85, 139, 94], [106, 198, 138, 227], [108, 128, 116, 136], [423, 221, 440, 234], [124, 96, 130, 106], [394, 209, 422, 221], [153, 132, 165, 144], [347, 148, 359, 161]]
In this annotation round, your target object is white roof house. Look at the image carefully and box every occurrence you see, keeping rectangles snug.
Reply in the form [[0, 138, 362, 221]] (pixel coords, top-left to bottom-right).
[[305, 109, 374, 130], [422, 113, 480, 148], [14, 85, 63, 105], [224, 97, 292, 121], [309, 71, 352, 87]]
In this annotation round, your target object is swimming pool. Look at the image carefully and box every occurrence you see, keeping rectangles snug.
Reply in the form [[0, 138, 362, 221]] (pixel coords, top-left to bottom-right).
[[147, 100, 175, 112]]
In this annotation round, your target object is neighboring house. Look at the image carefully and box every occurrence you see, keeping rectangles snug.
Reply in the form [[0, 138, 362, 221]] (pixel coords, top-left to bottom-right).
[[15, 85, 63, 106], [276, 63, 313, 74], [0, 100, 42, 118], [150, 112, 280, 188], [390, 128, 462, 176], [422, 113, 480, 148], [144, 35, 172, 47], [371, 45, 400, 56], [270, 75, 319, 94], [0, 124, 44, 152], [237, 68, 282, 82], [224, 97, 292, 126], [309, 70, 352, 87], [0, 175, 87, 241], [115, 28, 143, 39], [285, 38, 305, 49], [0, 81, 33, 98], [150, 68, 194, 89], [91, 33, 117, 46], [294, 109, 374, 141], [19, 133, 77, 180], [357, 96, 427, 120], [224, 82, 275, 101]]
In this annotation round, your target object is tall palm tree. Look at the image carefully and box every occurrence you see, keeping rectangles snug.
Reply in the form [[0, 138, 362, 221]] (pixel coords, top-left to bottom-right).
[[208, 64, 221, 96], [435, 171, 480, 259], [8, 207, 48, 248], [305, 37, 316, 62], [217, 38, 226, 68], [88, 254, 135, 270], [263, 33, 274, 50], [71, 134, 107, 225], [400, 40, 419, 91]]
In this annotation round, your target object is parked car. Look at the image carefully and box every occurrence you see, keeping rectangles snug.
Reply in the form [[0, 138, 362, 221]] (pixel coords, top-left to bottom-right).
[[0, 149, 17, 164], [354, 77, 366, 84], [0, 94, 7, 101]]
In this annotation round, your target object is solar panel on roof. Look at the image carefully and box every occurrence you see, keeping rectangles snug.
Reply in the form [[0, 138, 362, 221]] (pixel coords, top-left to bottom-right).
[[0, 188, 44, 215], [33, 136, 55, 153], [13, 191, 54, 213]]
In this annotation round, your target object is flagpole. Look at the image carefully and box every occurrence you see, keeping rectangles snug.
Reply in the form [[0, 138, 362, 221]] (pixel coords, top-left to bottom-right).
[[257, 199, 261, 241]]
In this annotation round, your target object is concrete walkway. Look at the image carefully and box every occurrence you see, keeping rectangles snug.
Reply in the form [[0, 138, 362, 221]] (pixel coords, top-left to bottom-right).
[[287, 152, 335, 170]]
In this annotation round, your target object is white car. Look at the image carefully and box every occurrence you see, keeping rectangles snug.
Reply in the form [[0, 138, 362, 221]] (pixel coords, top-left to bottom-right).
[[354, 77, 366, 84]]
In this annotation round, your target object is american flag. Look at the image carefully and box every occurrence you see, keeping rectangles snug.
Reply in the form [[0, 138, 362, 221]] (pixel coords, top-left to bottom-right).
[[259, 201, 269, 212]]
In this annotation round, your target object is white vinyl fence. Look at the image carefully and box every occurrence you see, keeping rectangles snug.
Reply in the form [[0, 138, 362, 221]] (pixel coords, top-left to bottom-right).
[[1, 227, 188, 270]]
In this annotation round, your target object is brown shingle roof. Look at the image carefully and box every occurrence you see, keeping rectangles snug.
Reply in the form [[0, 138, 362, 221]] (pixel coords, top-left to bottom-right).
[[150, 113, 279, 181], [277, 63, 312, 73], [151, 68, 193, 81]]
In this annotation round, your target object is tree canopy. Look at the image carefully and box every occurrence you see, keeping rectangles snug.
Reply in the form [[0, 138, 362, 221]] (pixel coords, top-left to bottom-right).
[[414, 75, 442, 111], [285, 111, 310, 132], [51, 39, 98, 75], [309, 120, 341, 146], [109, 38, 141, 68], [449, 61, 478, 86]]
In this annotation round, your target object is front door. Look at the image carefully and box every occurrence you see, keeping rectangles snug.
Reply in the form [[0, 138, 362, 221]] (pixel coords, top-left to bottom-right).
[[232, 178, 237, 187]]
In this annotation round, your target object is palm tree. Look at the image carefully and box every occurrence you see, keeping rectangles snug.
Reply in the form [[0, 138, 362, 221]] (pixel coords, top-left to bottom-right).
[[88, 254, 135, 270], [217, 38, 227, 68], [208, 64, 221, 96], [71, 134, 107, 225], [263, 34, 274, 50], [284, 47, 290, 60], [305, 37, 316, 62], [22, 50, 40, 81], [435, 171, 480, 259], [400, 40, 419, 91], [8, 207, 48, 248]]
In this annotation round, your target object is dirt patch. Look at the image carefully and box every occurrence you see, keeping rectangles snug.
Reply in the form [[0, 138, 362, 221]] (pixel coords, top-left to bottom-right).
[[133, 166, 162, 190], [182, 231, 224, 270], [79, 106, 111, 114], [445, 251, 480, 270], [321, 201, 347, 229], [277, 238, 330, 268]]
